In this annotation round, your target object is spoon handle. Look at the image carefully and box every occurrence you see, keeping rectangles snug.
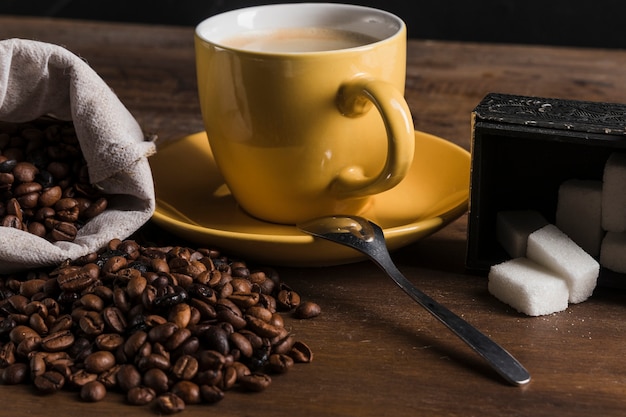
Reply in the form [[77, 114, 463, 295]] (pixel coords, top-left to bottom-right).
[[374, 253, 531, 386]]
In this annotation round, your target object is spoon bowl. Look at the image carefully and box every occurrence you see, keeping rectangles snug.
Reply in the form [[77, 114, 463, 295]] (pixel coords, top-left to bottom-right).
[[298, 215, 531, 386]]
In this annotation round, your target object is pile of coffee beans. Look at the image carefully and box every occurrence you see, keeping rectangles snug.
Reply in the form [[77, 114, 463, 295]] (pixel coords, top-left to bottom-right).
[[0, 119, 108, 242], [0, 239, 320, 414]]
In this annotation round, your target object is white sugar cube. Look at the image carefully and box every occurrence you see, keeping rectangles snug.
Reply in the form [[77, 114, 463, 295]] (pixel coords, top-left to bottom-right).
[[600, 232, 626, 273], [556, 179, 603, 257], [602, 153, 626, 232], [496, 210, 548, 258], [527, 224, 599, 304], [488, 257, 569, 316]]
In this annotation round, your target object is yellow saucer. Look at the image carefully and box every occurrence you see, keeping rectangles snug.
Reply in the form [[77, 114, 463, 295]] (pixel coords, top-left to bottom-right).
[[149, 131, 470, 266]]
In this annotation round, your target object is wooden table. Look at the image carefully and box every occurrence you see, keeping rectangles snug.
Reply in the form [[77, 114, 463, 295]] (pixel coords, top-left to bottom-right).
[[2, 15, 626, 417]]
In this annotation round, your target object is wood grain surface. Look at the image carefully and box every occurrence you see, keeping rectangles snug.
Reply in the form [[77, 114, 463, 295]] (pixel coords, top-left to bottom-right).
[[1, 15, 626, 417]]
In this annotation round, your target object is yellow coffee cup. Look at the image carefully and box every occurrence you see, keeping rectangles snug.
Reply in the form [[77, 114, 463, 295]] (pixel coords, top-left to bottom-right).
[[195, 3, 415, 224]]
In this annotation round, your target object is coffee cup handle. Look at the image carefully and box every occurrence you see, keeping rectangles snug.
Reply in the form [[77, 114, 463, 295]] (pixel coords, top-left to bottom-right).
[[333, 78, 415, 197]]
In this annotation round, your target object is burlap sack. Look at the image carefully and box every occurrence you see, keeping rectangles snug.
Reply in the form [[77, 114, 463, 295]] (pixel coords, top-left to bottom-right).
[[0, 38, 156, 272]]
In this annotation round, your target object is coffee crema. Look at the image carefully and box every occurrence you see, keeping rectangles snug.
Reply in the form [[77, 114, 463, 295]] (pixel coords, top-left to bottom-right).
[[221, 27, 379, 53]]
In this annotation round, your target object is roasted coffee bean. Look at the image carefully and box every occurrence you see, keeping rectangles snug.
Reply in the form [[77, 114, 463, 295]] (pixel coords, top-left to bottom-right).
[[80, 380, 107, 402], [272, 333, 296, 355], [0, 341, 17, 368], [33, 370, 65, 394], [2, 214, 22, 229], [67, 337, 93, 363], [163, 327, 191, 351], [27, 221, 47, 238], [127, 386, 156, 405], [2, 362, 28, 384], [19, 279, 46, 299], [137, 353, 170, 371], [42, 298, 60, 316], [153, 286, 188, 309], [79, 311, 105, 336], [167, 303, 191, 329], [202, 326, 230, 356], [48, 220, 78, 241], [41, 330, 75, 352], [92, 285, 113, 302], [56, 265, 98, 292], [48, 314, 72, 334], [231, 263, 249, 278], [229, 361, 252, 379], [13, 180, 42, 199], [189, 298, 216, 320], [45, 161, 69, 180], [289, 341, 314, 363], [116, 364, 142, 392], [95, 333, 125, 351], [228, 291, 260, 309], [171, 380, 201, 405], [9, 325, 39, 345], [171, 354, 198, 381], [77, 293, 105, 311], [268, 353, 294, 374], [102, 306, 127, 333], [50, 360, 73, 380], [123, 330, 147, 359], [38, 185, 62, 207], [276, 287, 301, 310], [215, 299, 246, 329], [81, 197, 107, 219], [219, 365, 238, 390], [194, 369, 222, 386], [294, 301, 322, 319], [97, 364, 120, 389], [144, 314, 167, 327], [148, 322, 178, 344], [113, 286, 132, 313], [33, 206, 55, 223], [156, 392, 185, 414], [229, 331, 253, 358], [8, 294, 29, 313], [238, 372, 272, 392], [0, 159, 17, 174], [141, 285, 157, 309], [102, 255, 127, 276], [143, 367, 169, 394], [84, 350, 116, 374], [197, 349, 226, 371], [171, 336, 200, 360], [246, 305, 273, 323], [126, 275, 147, 300], [245, 315, 282, 338], [259, 294, 277, 313], [28, 352, 46, 380], [270, 312, 285, 328], [16, 336, 41, 357], [54, 198, 79, 222], [200, 384, 225, 404]]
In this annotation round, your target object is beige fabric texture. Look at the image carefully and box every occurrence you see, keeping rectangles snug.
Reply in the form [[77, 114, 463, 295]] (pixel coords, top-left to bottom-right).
[[0, 38, 156, 272]]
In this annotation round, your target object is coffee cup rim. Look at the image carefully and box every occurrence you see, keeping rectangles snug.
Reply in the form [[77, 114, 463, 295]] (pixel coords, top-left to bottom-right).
[[195, 3, 405, 55]]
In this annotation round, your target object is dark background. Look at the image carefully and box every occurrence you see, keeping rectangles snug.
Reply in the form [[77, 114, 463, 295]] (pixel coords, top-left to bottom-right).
[[1, 0, 625, 49]]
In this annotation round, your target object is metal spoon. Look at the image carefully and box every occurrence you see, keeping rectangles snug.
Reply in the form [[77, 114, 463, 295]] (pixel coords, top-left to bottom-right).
[[297, 215, 531, 386]]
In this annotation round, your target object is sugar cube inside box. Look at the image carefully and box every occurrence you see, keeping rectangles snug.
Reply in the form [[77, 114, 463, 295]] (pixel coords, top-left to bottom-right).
[[556, 179, 603, 258], [602, 153, 626, 232], [496, 210, 548, 258], [467, 93, 626, 288]]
